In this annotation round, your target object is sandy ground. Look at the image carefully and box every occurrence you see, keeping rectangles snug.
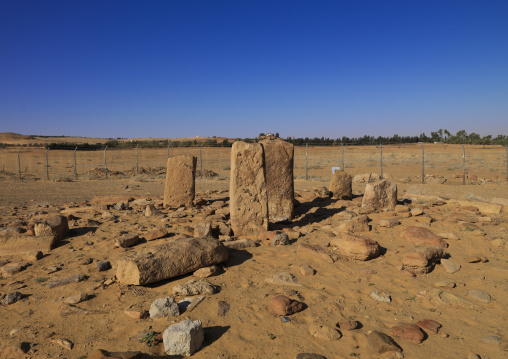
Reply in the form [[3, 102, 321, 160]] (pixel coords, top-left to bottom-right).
[[0, 177, 507, 359]]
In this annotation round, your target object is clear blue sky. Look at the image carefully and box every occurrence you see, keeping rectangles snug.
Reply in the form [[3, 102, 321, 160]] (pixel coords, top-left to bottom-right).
[[1, 1, 507, 139]]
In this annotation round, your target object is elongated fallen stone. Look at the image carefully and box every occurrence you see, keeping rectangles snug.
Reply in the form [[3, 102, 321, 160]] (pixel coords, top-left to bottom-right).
[[116, 237, 228, 285], [46, 274, 86, 289]]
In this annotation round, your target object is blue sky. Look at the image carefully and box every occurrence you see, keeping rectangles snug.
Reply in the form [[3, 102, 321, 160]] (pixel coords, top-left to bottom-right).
[[1, 1, 507, 139]]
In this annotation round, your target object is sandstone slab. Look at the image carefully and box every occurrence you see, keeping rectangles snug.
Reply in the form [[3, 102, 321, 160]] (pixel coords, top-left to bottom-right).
[[164, 155, 197, 208]]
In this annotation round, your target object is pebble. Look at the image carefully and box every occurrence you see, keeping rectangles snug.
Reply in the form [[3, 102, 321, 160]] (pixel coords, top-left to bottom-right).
[[64, 292, 88, 304], [268, 295, 304, 316], [479, 335, 501, 345], [51, 338, 73, 350], [308, 324, 342, 341], [300, 265, 316, 276], [124, 310, 149, 319], [390, 323, 425, 344], [337, 320, 359, 331], [434, 280, 456, 288], [411, 208, 424, 216], [97, 261, 111, 272], [468, 290, 491, 303], [441, 258, 461, 274], [415, 319, 441, 334], [24, 251, 43, 261], [369, 290, 392, 303], [44, 266, 59, 274], [79, 257, 93, 265], [193, 265, 219, 278]]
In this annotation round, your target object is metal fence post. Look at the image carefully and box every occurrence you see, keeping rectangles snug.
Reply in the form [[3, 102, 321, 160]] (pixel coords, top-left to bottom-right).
[[167, 142, 171, 158], [74, 147, 78, 178], [17, 149, 21, 181], [421, 143, 424, 184], [104, 146, 108, 179], [200, 144, 203, 180], [46, 148, 50, 180], [462, 144, 465, 185], [305, 143, 308, 180], [380, 143, 383, 179], [135, 144, 139, 175], [341, 143, 344, 172]]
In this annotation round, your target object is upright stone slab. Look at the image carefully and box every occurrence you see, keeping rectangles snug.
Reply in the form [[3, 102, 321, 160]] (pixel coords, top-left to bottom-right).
[[329, 171, 352, 199], [260, 139, 294, 219], [362, 179, 397, 211], [164, 155, 197, 208], [230, 141, 268, 235]]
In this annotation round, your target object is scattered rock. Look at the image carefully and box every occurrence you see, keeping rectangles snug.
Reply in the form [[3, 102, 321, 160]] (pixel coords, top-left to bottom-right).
[[222, 238, 257, 250], [369, 291, 391, 303], [163, 320, 204, 356], [1, 263, 23, 277], [400, 226, 448, 248], [468, 290, 491, 303], [97, 261, 112, 272], [434, 281, 456, 288], [144, 228, 168, 241], [416, 319, 441, 334], [64, 292, 88, 304], [367, 331, 402, 354], [379, 219, 400, 228], [335, 214, 370, 233], [217, 301, 230, 317], [124, 310, 149, 319], [172, 279, 218, 296], [337, 320, 359, 331], [300, 265, 316, 276], [46, 274, 86, 289], [402, 246, 445, 274], [51, 338, 73, 350], [24, 251, 43, 261], [149, 297, 179, 319], [266, 272, 302, 286], [390, 323, 425, 343], [329, 171, 352, 199], [362, 179, 397, 211], [1, 291, 23, 305], [272, 232, 290, 246], [193, 265, 220, 278], [479, 335, 501, 345], [79, 257, 93, 265], [34, 215, 69, 241], [269, 295, 304, 316], [297, 243, 338, 263], [441, 258, 461, 274], [308, 324, 342, 341], [331, 233, 381, 261], [194, 221, 212, 237], [144, 204, 159, 217], [410, 208, 424, 216], [115, 233, 140, 248]]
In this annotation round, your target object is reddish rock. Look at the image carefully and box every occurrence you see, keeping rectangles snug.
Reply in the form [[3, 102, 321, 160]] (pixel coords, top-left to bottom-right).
[[269, 295, 304, 316], [390, 323, 425, 344], [400, 226, 448, 248], [331, 234, 380, 261], [335, 215, 370, 233], [337, 320, 359, 331], [416, 319, 442, 334], [402, 246, 445, 275]]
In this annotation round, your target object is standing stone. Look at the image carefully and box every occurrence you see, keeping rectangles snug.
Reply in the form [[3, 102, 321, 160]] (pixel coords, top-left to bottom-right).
[[362, 179, 397, 211], [260, 139, 294, 219], [163, 320, 204, 356], [164, 155, 197, 208], [230, 141, 268, 236], [34, 215, 69, 241], [329, 171, 352, 199]]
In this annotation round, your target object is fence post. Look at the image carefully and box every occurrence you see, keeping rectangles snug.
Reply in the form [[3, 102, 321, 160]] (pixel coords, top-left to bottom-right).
[[305, 143, 308, 180], [421, 143, 424, 184], [74, 147, 78, 178], [380, 143, 383, 179], [17, 149, 21, 181], [506, 145, 508, 184], [200, 144, 203, 180], [462, 144, 465, 185], [46, 148, 50, 180], [341, 143, 345, 172], [104, 146, 108, 180], [135, 144, 139, 175], [167, 142, 171, 158]]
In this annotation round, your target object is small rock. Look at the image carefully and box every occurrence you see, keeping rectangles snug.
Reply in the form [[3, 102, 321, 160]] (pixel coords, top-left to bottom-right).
[[114, 202, 127, 210], [272, 232, 290, 246], [97, 261, 112, 272], [415, 319, 441, 334], [479, 335, 501, 345], [390, 323, 425, 344], [337, 320, 359, 331], [269, 295, 304, 316], [124, 310, 149, 319], [163, 320, 204, 356], [64, 292, 88, 304], [51, 338, 73, 350], [217, 301, 230, 317], [410, 208, 424, 216], [172, 279, 218, 296], [79, 257, 93, 265], [367, 331, 402, 354], [144, 228, 168, 241], [369, 291, 391, 303], [45, 266, 59, 274], [145, 204, 159, 217], [379, 219, 400, 228], [441, 258, 461, 274], [115, 233, 140, 248], [468, 290, 491, 303], [331, 233, 381, 261], [1, 291, 23, 305], [300, 265, 316, 276], [265, 272, 302, 286], [24, 251, 43, 261], [193, 265, 220, 278], [434, 281, 456, 288], [466, 255, 485, 263], [1, 263, 23, 277], [491, 238, 506, 248], [149, 297, 179, 319], [308, 324, 342, 341]]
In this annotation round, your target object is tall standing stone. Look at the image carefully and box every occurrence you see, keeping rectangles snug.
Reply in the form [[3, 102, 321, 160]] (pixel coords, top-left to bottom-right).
[[260, 139, 294, 219], [164, 155, 197, 208], [230, 141, 268, 235]]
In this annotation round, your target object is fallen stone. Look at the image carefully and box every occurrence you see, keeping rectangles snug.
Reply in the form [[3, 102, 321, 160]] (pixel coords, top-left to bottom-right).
[[46, 274, 86, 289], [402, 246, 445, 275], [63, 292, 88, 304], [337, 320, 359, 331], [272, 232, 289, 246], [468, 290, 491, 303], [115, 234, 140, 248], [193, 265, 219, 278], [369, 291, 391, 303], [367, 331, 402, 354], [194, 221, 212, 237], [265, 272, 302, 286], [400, 226, 448, 248], [0, 234, 58, 256], [300, 265, 316, 276], [362, 179, 397, 211], [149, 297, 179, 319], [24, 251, 43, 261], [479, 335, 501, 345], [416, 319, 441, 334], [34, 215, 69, 241], [410, 208, 424, 216], [269, 295, 304, 316], [97, 260, 111, 272], [331, 233, 381, 261], [390, 323, 425, 344], [222, 238, 257, 250], [329, 171, 352, 199], [1, 291, 23, 305], [441, 258, 461, 274], [1, 263, 23, 277], [429, 289, 475, 309], [79, 257, 93, 265], [164, 155, 197, 208], [334, 215, 370, 233], [172, 279, 218, 296], [124, 310, 149, 320], [51, 338, 73, 350], [308, 324, 342, 341], [163, 320, 204, 356], [116, 237, 228, 285], [144, 204, 159, 217], [144, 228, 168, 241], [260, 139, 294, 219]]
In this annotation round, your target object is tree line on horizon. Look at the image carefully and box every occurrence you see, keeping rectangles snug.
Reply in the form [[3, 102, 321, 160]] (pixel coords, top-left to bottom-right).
[[0, 129, 506, 150]]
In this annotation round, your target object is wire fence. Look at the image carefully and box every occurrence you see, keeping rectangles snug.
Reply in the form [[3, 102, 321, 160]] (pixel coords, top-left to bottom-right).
[[0, 143, 507, 185]]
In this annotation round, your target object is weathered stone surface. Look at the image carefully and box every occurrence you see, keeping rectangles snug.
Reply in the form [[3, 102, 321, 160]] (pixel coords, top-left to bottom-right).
[[144, 204, 159, 217], [468, 290, 491, 303], [34, 215, 69, 241], [1, 291, 23, 305], [46, 274, 86, 289], [24, 251, 43, 261], [367, 331, 402, 354], [260, 139, 294, 220], [379, 218, 400, 228], [265, 272, 302, 286], [194, 221, 212, 237], [402, 246, 445, 274], [300, 265, 316, 276], [308, 324, 342, 341], [149, 297, 179, 319], [400, 226, 448, 248], [269, 295, 304, 315], [297, 243, 338, 263], [230, 141, 268, 236], [329, 171, 352, 199], [222, 238, 257, 250], [369, 291, 391, 303], [97, 260, 111, 272], [441, 258, 461, 273], [0, 234, 57, 256], [144, 228, 168, 241], [390, 323, 425, 344], [115, 234, 140, 248], [116, 237, 228, 285], [164, 155, 197, 208], [334, 215, 370, 233], [193, 265, 219, 278], [272, 232, 289, 246], [172, 279, 217, 296], [331, 233, 380, 261], [163, 320, 204, 356], [362, 179, 397, 211], [416, 319, 441, 334], [1, 263, 23, 277]]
